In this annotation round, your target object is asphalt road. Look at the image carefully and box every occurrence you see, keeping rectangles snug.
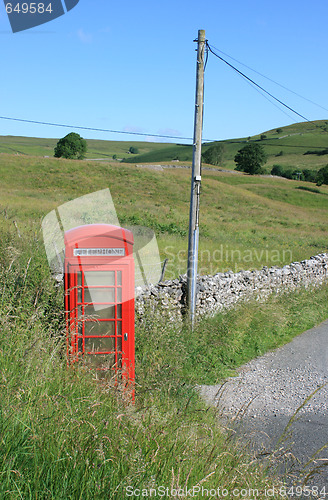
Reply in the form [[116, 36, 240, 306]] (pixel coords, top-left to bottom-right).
[[199, 319, 328, 494]]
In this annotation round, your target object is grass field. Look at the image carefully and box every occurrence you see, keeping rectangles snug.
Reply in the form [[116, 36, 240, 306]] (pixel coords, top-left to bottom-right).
[[0, 135, 187, 162], [0, 152, 327, 278], [0, 141, 328, 497], [1, 228, 328, 498]]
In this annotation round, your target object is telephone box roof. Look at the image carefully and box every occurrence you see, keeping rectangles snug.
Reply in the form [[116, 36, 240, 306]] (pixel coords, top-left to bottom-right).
[[64, 224, 134, 246]]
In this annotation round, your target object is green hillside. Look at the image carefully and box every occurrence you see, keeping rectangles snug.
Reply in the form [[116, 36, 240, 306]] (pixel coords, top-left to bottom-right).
[[0, 135, 183, 161], [121, 120, 328, 168], [1, 120, 328, 172], [0, 152, 327, 276]]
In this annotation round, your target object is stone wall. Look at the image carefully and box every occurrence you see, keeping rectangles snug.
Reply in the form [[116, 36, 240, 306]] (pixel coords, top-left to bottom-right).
[[135, 253, 328, 320]]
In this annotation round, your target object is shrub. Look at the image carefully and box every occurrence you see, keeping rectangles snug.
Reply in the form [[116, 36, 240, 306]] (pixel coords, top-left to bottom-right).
[[302, 169, 317, 183], [316, 165, 328, 186], [271, 164, 284, 177], [296, 186, 321, 194]]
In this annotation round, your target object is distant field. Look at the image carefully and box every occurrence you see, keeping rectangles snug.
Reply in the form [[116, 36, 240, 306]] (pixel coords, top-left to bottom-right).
[[1, 121, 328, 169], [0, 135, 183, 161], [0, 152, 327, 277]]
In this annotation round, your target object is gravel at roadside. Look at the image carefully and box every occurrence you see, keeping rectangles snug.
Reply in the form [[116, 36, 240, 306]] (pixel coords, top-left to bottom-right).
[[198, 319, 328, 489]]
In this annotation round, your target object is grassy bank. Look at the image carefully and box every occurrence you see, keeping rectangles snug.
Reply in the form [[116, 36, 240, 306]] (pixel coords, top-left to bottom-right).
[[1, 230, 328, 498], [0, 153, 327, 278], [0, 135, 327, 497]]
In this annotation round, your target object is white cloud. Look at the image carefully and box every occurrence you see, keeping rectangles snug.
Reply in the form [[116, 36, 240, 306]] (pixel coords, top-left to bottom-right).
[[158, 128, 182, 138], [77, 28, 92, 43], [123, 125, 146, 134]]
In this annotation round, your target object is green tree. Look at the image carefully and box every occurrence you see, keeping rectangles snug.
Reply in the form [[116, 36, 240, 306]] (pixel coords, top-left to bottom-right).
[[271, 164, 284, 177], [201, 144, 224, 166], [54, 132, 87, 160], [316, 165, 328, 186], [302, 168, 317, 183], [129, 146, 139, 154], [234, 143, 267, 174]]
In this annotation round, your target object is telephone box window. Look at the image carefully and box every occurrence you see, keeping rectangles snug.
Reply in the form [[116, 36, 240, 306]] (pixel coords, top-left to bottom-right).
[[85, 337, 115, 353], [77, 338, 83, 353], [86, 353, 116, 370], [84, 288, 115, 303], [84, 304, 115, 319], [84, 270, 115, 286], [85, 321, 115, 336]]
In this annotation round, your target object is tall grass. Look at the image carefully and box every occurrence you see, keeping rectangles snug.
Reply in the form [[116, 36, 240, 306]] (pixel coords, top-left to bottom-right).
[[1, 229, 328, 498]]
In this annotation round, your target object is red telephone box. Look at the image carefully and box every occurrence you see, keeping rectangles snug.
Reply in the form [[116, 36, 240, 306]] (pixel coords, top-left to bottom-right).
[[64, 224, 135, 385]]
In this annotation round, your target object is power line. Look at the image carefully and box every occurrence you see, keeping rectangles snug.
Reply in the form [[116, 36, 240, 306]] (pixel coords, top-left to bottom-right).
[[1, 43, 327, 146], [0, 113, 326, 153], [222, 62, 297, 123], [208, 44, 328, 114], [206, 43, 328, 135], [0, 115, 198, 142]]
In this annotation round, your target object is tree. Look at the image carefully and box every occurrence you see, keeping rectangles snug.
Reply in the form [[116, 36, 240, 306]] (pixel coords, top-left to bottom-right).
[[54, 132, 87, 160], [271, 164, 284, 177], [129, 146, 139, 154], [316, 165, 328, 186], [201, 144, 224, 166], [302, 169, 317, 183], [234, 143, 267, 174]]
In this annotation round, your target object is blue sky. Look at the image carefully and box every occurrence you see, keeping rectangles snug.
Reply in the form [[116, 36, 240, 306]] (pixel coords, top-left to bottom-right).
[[0, 0, 328, 143]]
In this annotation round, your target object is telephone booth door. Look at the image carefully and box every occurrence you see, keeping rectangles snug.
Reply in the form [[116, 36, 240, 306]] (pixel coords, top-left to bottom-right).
[[64, 225, 134, 384]]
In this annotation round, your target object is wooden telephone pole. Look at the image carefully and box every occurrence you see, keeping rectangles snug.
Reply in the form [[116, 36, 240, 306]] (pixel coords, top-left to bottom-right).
[[187, 29, 206, 326]]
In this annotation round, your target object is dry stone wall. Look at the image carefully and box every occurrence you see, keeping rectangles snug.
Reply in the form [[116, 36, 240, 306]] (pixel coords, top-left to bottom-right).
[[135, 253, 328, 320]]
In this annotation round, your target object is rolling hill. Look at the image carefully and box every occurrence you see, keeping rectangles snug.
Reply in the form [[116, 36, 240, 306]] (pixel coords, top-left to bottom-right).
[[0, 150, 327, 276], [1, 120, 328, 172]]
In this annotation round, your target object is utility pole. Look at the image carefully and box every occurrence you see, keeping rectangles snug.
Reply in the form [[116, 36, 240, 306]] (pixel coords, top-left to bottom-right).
[[187, 29, 206, 327]]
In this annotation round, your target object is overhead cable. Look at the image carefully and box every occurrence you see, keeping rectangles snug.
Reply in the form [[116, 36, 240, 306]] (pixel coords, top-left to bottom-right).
[[0, 115, 197, 142], [206, 43, 328, 135], [208, 44, 328, 114]]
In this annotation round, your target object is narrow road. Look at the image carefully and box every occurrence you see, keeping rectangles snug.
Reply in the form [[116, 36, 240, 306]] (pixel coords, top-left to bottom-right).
[[199, 319, 328, 492]]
